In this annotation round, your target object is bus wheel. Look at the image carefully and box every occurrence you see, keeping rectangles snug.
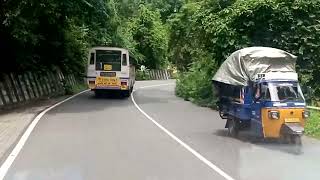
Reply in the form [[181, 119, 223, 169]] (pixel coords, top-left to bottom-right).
[[94, 91, 102, 98], [122, 90, 131, 98], [227, 116, 239, 138]]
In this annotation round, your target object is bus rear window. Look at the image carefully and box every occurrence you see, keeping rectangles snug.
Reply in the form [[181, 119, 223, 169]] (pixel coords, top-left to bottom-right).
[[122, 54, 127, 66], [96, 50, 121, 71], [89, 53, 95, 64]]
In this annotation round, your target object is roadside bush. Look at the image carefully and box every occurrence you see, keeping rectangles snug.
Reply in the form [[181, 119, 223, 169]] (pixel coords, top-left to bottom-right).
[[135, 70, 151, 81], [305, 110, 320, 139], [176, 71, 216, 107], [175, 50, 218, 107]]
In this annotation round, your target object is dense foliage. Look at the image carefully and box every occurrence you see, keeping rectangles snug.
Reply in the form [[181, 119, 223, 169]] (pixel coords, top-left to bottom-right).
[[1, 0, 115, 74], [2, 0, 320, 102], [121, 5, 169, 69], [305, 110, 320, 139], [172, 0, 320, 105], [0, 0, 174, 75]]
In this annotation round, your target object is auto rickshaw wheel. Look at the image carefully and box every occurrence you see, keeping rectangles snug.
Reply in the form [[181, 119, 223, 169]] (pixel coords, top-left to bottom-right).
[[219, 110, 227, 119], [290, 135, 302, 154], [280, 134, 291, 144], [218, 104, 226, 119], [227, 117, 239, 137], [290, 135, 302, 145]]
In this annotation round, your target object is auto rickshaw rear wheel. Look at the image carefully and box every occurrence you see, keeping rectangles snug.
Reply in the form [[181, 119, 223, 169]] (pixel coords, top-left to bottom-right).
[[290, 135, 302, 154], [290, 135, 302, 145], [227, 116, 239, 137], [281, 134, 302, 144]]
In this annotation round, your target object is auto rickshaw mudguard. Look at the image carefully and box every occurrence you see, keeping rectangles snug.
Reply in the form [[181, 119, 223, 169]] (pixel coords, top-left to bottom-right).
[[281, 123, 304, 135]]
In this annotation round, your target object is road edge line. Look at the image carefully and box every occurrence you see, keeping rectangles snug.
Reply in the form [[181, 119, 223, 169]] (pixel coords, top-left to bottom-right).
[[0, 89, 90, 180], [131, 84, 235, 180], [134, 83, 175, 91]]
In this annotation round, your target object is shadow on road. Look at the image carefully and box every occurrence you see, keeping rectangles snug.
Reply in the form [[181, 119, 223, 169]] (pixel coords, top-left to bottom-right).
[[46, 91, 132, 115], [91, 91, 129, 100], [214, 129, 304, 155], [133, 88, 175, 105]]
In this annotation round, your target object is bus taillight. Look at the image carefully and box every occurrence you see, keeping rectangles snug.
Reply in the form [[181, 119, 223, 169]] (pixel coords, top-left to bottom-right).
[[121, 81, 128, 90], [89, 81, 95, 89]]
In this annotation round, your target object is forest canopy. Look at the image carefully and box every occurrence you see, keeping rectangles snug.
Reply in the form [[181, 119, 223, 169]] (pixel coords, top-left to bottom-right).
[[1, 0, 320, 99]]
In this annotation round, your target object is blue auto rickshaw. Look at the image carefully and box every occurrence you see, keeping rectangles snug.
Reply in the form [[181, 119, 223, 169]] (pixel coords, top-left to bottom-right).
[[213, 47, 309, 147]]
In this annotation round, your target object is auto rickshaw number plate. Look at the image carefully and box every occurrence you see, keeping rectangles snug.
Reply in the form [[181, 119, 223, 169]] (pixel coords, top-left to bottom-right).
[[285, 118, 300, 123]]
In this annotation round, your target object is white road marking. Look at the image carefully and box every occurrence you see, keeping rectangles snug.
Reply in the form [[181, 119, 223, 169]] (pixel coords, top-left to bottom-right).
[[134, 83, 175, 91], [0, 90, 90, 180], [131, 83, 235, 180]]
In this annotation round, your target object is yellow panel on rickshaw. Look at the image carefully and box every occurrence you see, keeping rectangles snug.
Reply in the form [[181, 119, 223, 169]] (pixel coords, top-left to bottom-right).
[[261, 108, 305, 138]]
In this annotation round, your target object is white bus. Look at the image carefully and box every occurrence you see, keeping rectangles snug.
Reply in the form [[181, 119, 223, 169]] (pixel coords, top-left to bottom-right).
[[86, 47, 135, 97]]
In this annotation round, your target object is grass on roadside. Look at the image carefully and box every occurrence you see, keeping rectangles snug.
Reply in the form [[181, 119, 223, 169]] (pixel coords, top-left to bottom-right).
[[305, 110, 320, 139], [71, 83, 87, 94], [65, 83, 87, 95]]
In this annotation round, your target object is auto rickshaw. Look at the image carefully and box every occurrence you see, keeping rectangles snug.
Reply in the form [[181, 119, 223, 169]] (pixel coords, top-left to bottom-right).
[[212, 47, 309, 151]]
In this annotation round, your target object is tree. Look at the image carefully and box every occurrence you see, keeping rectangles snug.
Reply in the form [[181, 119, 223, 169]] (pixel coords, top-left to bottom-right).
[[148, 0, 184, 21], [174, 0, 320, 104], [0, 0, 115, 74], [120, 5, 169, 69]]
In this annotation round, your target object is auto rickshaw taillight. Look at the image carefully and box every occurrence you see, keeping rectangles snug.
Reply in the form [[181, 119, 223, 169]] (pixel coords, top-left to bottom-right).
[[303, 111, 310, 119], [269, 110, 280, 120]]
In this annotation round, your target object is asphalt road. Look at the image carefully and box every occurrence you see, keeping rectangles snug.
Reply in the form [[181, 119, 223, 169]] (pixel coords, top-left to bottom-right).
[[2, 80, 320, 180]]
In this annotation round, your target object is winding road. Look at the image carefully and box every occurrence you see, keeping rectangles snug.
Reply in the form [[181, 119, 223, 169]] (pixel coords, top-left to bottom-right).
[[1, 80, 320, 180]]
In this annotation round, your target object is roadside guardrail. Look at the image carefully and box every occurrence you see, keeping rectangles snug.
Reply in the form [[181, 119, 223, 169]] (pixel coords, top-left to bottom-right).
[[308, 106, 320, 111], [0, 70, 78, 109]]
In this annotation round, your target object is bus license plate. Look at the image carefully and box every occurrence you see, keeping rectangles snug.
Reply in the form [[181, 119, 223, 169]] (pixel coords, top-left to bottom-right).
[[100, 72, 116, 77], [96, 77, 119, 87]]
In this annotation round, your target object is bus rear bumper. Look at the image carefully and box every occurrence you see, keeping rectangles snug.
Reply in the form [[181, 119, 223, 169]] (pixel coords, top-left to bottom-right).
[[90, 86, 129, 91]]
